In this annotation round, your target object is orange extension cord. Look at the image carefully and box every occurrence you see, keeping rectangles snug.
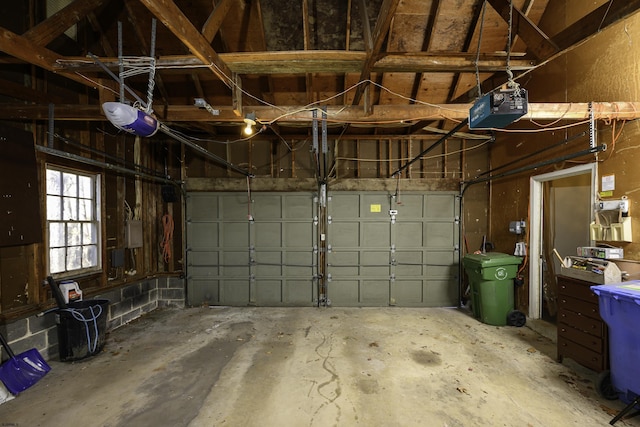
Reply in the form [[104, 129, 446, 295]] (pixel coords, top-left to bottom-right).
[[160, 214, 174, 263]]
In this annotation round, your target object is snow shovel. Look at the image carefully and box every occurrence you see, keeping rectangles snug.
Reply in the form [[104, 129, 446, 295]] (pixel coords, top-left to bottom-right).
[[0, 332, 51, 395]]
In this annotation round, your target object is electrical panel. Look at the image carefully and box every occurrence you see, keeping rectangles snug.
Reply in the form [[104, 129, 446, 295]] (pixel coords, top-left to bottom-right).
[[125, 220, 143, 248], [469, 88, 528, 129]]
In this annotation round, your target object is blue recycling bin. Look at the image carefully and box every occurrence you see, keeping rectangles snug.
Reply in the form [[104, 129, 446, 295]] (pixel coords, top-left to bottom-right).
[[591, 282, 640, 404]]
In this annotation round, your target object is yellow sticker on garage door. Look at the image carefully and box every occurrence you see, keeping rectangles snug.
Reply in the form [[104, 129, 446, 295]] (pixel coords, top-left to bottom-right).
[[370, 204, 381, 213]]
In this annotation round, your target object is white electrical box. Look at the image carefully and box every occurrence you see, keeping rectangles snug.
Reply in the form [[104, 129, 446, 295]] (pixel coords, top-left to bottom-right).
[[125, 220, 143, 248]]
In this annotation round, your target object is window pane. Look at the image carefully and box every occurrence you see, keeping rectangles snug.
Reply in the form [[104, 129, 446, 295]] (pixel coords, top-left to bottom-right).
[[79, 198, 92, 221], [83, 245, 97, 268], [50, 248, 66, 273], [66, 246, 81, 270], [78, 176, 93, 198], [82, 223, 97, 244], [46, 169, 61, 195], [67, 222, 81, 246], [62, 172, 77, 197], [49, 222, 66, 247], [63, 197, 77, 220], [47, 195, 62, 220]]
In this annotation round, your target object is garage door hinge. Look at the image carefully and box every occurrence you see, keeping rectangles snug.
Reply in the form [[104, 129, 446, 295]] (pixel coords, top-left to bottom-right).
[[390, 274, 396, 281], [455, 216, 460, 224], [327, 273, 332, 282]]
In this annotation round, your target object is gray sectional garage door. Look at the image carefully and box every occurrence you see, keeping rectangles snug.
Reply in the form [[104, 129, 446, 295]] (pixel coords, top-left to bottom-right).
[[186, 191, 459, 307]]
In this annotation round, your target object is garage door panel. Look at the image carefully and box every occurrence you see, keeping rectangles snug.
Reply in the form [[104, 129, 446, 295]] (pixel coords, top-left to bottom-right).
[[396, 222, 423, 246], [187, 223, 219, 249], [396, 194, 423, 217], [424, 222, 455, 247], [424, 194, 456, 218], [360, 194, 389, 219], [188, 265, 220, 277], [284, 222, 313, 247], [328, 251, 359, 275], [255, 222, 282, 247], [255, 280, 282, 303], [362, 222, 390, 247], [222, 251, 249, 277], [361, 280, 390, 306], [221, 195, 250, 219], [221, 280, 250, 305], [284, 195, 314, 218], [330, 194, 360, 217], [188, 250, 219, 266], [393, 280, 424, 305], [284, 251, 314, 276], [253, 194, 282, 218], [220, 222, 248, 248], [395, 251, 423, 275], [361, 251, 390, 277], [187, 279, 219, 306], [255, 251, 282, 276], [327, 280, 359, 305], [187, 194, 218, 221], [424, 279, 459, 306], [331, 222, 359, 247], [283, 280, 314, 305]]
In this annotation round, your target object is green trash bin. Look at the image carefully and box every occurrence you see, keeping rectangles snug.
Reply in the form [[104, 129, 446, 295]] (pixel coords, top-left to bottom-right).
[[462, 252, 523, 326]]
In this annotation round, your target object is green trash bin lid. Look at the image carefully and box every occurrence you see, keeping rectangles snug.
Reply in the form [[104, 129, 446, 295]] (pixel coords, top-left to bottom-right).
[[463, 252, 523, 267]]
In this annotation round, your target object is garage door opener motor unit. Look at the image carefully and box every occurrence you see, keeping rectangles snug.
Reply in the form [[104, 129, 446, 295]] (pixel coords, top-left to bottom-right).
[[469, 88, 528, 129]]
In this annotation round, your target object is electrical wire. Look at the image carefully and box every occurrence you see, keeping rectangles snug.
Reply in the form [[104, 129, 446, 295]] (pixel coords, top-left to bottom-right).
[[160, 214, 174, 263]]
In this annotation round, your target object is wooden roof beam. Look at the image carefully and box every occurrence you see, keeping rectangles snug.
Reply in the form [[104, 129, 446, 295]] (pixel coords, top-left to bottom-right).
[[201, 0, 236, 43], [487, 0, 558, 60], [137, 0, 233, 88], [55, 52, 535, 74], [352, 0, 400, 107], [552, 1, 640, 51], [22, 0, 107, 46], [0, 26, 105, 89], [3, 102, 640, 123]]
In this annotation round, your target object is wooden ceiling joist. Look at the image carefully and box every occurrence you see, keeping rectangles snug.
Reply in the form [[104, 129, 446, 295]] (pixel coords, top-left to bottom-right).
[[2, 102, 639, 124], [22, 0, 108, 46], [137, 0, 233, 88]]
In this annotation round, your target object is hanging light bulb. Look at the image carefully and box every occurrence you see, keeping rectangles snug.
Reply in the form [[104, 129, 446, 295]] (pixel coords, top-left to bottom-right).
[[243, 112, 256, 135]]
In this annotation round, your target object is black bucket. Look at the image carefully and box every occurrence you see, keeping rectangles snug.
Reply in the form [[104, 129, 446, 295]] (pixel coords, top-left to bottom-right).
[[56, 299, 109, 362]]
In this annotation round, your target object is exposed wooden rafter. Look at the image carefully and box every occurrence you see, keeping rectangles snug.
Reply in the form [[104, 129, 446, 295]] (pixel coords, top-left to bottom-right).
[[137, 0, 233, 88], [2, 102, 639, 124], [352, 0, 400, 107]]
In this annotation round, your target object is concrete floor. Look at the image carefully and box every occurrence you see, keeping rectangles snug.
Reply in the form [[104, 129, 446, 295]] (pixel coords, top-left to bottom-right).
[[0, 306, 637, 426]]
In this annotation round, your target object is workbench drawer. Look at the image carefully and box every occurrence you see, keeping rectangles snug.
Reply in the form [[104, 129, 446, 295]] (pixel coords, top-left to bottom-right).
[[557, 295, 600, 319], [558, 307, 604, 337], [558, 323, 604, 353], [558, 276, 600, 303], [557, 336, 605, 372]]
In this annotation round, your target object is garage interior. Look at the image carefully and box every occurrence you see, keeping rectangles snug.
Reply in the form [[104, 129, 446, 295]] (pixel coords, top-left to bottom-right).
[[1, 0, 640, 425]]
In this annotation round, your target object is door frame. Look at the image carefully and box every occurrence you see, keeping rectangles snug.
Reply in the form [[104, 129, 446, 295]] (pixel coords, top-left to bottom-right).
[[528, 163, 597, 319]]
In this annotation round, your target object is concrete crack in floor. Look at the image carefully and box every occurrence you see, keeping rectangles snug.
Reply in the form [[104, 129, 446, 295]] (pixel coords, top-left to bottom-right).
[[310, 332, 343, 427]]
